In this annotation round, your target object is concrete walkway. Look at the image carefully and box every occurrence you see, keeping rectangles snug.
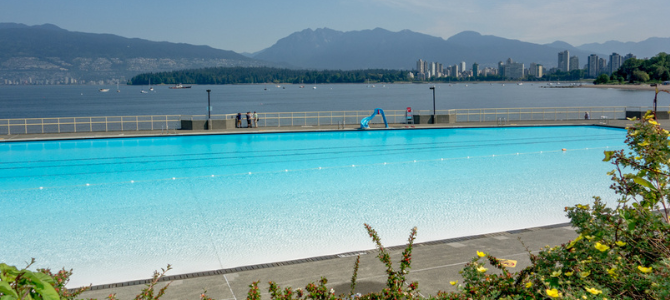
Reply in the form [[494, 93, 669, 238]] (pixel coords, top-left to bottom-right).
[[80, 224, 578, 300]]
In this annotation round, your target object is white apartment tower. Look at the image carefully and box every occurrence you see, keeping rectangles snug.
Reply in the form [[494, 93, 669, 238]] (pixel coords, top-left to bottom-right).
[[569, 56, 579, 71]]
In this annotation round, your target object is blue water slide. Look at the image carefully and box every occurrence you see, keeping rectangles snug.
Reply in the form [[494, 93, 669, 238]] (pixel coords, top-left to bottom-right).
[[360, 108, 389, 129]]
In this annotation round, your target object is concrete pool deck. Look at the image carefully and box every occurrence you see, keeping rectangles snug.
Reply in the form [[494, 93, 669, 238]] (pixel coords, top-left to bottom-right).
[[3, 119, 658, 299], [80, 223, 579, 300]]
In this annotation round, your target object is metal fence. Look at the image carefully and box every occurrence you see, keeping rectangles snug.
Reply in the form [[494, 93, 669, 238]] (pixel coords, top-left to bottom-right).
[[448, 106, 627, 122], [186, 110, 412, 127], [0, 115, 182, 135], [0, 106, 632, 135]]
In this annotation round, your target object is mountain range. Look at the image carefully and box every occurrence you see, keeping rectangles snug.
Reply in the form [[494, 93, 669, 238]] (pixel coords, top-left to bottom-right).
[[1, 23, 668, 84], [252, 28, 669, 70], [0, 23, 269, 83]]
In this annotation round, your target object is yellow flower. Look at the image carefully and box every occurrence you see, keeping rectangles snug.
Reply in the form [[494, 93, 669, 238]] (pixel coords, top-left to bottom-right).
[[595, 242, 610, 252], [551, 270, 562, 277], [567, 234, 583, 249], [564, 271, 573, 277], [546, 288, 561, 298], [607, 267, 617, 276], [638, 266, 652, 273], [449, 281, 457, 286], [525, 281, 532, 288], [579, 271, 590, 278], [630, 130, 639, 136], [585, 287, 602, 295], [639, 141, 650, 147], [615, 241, 626, 247], [582, 296, 587, 300], [627, 117, 637, 121], [476, 251, 486, 257], [585, 235, 595, 241], [476, 266, 488, 273], [649, 120, 659, 125]]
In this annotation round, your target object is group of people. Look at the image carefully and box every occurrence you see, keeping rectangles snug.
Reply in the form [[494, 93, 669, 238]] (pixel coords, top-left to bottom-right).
[[236, 111, 259, 128]]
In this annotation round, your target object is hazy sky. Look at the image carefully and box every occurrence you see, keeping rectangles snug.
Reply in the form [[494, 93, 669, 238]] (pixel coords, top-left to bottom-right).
[[2, 0, 668, 53]]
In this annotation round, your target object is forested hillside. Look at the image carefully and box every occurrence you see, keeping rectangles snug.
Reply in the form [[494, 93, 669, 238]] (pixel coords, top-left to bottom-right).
[[129, 67, 410, 85]]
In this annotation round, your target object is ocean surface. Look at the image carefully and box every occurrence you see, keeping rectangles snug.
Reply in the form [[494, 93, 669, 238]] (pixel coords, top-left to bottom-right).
[[0, 83, 663, 119]]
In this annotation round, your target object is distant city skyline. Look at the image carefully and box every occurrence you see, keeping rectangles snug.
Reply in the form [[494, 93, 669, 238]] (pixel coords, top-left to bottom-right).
[[1, 0, 668, 54]]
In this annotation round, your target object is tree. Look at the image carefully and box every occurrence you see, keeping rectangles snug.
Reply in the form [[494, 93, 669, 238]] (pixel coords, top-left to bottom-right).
[[594, 73, 610, 84]]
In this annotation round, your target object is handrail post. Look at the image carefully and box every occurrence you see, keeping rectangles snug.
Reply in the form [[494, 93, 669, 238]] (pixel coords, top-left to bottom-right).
[[136, 116, 139, 131], [41, 118, 44, 134], [24, 119, 27, 134], [89, 117, 92, 132], [105, 117, 108, 132]]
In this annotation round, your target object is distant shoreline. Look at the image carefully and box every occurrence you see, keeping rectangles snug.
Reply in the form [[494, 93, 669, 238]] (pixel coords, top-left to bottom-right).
[[579, 84, 670, 91]]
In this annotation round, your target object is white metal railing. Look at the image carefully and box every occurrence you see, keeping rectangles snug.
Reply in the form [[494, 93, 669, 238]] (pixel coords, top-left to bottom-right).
[[187, 110, 413, 128], [0, 107, 633, 135], [448, 106, 628, 123], [0, 115, 182, 135]]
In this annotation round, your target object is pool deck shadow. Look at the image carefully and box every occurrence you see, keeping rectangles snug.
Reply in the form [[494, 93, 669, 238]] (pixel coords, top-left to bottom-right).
[[80, 224, 579, 300]]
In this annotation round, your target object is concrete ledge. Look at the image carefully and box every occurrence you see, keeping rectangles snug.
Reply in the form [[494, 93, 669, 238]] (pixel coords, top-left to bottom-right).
[[626, 110, 669, 119], [181, 119, 235, 130], [413, 114, 456, 124]]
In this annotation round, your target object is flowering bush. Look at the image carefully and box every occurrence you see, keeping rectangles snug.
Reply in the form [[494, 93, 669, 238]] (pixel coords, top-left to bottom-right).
[[435, 112, 670, 299]]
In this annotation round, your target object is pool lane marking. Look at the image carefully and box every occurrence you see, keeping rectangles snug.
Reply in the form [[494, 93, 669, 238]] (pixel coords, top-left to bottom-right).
[[0, 146, 621, 192]]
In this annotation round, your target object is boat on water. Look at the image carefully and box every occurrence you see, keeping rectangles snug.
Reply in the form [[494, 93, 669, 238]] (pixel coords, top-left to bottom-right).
[[169, 83, 191, 89], [149, 79, 154, 91], [140, 90, 148, 94], [99, 89, 110, 92]]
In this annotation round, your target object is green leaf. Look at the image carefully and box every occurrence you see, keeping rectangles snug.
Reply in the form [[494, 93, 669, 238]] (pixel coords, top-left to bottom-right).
[[633, 176, 656, 190], [22, 271, 60, 300], [0, 281, 19, 300], [603, 151, 615, 162]]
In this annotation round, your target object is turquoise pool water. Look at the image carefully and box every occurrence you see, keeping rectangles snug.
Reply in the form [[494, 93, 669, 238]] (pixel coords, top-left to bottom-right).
[[0, 126, 626, 287]]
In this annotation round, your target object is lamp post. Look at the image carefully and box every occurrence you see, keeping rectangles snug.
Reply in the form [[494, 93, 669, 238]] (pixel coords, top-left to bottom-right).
[[206, 89, 212, 130], [429, 86, 436, 124]]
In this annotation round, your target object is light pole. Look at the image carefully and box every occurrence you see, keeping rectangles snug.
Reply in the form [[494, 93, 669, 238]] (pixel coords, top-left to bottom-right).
[[429, 86, 436, 124], [206, 89, 212, 130]]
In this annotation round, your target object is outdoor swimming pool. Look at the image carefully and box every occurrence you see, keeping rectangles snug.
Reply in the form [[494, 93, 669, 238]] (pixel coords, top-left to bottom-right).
[[0, 126, 627, 287]]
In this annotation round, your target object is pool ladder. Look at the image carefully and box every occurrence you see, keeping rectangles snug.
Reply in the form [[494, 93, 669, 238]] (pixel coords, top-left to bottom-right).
[[497, 117, 508, 126], [161, 124, 177, 135]]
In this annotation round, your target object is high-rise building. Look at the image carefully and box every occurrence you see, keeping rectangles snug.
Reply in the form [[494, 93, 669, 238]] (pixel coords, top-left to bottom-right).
[[504, 61, 524, 79], [558, 50, 570, 72], [498, 61, 505, 77], [609, 53, 623, 74], [416, 59, 425, 74], [624, 53, 636, 61], [588, 54, 599, 78], [529, 63, 544, 78], [460, 62, 466, 73], [599, 58, 607, 75], [569, 56, 579, 71], [472, 62, 479, 77], [451, 65, 460, 78]]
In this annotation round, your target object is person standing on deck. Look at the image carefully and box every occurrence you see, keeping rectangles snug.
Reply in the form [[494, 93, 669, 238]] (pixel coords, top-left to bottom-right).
[[236, 113, 242, 128], [253, 111, 259, 128], [246, 112, 252, 128]]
